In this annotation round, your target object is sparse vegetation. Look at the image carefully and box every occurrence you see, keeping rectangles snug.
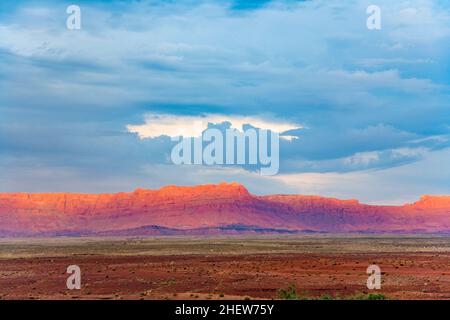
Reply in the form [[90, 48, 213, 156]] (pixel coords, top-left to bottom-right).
[[277, 284, 299, 300], [278, 284, 387, 300]]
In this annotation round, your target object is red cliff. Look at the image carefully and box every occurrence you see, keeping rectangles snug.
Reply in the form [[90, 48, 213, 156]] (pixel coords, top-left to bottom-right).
[[0, 183, 449, 236]]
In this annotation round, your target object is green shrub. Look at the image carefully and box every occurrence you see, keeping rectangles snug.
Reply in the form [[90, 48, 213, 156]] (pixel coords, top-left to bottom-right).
[[278, 284, 299, 300], [277, 285, 388, 300]]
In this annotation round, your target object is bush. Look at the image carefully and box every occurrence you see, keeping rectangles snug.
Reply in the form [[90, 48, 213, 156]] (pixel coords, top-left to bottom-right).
[[278, 284, 299, 300]]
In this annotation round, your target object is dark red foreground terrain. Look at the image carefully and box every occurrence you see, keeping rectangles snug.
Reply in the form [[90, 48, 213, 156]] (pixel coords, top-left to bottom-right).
[[0, 183, 449, 236], [0, 237, 449, 300]]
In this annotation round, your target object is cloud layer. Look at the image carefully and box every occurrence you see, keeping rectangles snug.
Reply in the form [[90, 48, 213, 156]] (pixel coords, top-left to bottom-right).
[[1, 0, 449, 203]]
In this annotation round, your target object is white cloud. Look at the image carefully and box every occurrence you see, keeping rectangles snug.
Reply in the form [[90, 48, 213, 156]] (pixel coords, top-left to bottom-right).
[[126, 113, 302, 139]]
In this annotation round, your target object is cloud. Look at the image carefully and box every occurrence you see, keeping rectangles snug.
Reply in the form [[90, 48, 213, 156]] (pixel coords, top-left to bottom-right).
[[0, 0, 449, 201], [126, 113, 302, 139], [274, 147, 450, 205], [356, 58, 435, 68]]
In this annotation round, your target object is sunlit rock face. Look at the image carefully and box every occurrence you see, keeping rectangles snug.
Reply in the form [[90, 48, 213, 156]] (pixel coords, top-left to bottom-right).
[[0, 183, 449, 236]]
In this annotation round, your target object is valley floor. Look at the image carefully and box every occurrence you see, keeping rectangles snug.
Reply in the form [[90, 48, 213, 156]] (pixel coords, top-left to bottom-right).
[[0, 235, 449, 300]]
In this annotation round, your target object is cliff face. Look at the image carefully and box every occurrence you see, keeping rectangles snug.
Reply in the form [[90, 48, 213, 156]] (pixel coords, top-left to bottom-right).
[[0, 183, 449, 236]]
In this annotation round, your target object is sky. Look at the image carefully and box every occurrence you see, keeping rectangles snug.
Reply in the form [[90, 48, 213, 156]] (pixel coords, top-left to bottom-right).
[[0, 0, 449, 204]]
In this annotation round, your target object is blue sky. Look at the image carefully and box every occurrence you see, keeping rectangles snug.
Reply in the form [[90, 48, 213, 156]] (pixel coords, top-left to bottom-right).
[[0, 0, 449, 203]]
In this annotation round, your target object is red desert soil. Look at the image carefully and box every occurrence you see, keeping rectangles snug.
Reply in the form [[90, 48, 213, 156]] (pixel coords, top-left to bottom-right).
[[0, 237, 449, 300]]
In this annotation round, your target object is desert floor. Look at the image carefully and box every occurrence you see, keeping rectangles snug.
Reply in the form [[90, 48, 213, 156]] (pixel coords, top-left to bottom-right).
[[0, 235, 449, 300]]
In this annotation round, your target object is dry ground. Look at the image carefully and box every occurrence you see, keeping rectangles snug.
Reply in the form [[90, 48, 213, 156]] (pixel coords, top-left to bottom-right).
[[0, 235, 449, 300]]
